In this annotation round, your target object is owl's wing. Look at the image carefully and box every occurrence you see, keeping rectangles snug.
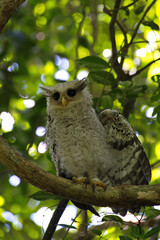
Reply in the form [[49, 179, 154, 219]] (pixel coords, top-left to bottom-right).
[[98, 109, 151, 186], [98, 109, 151, 216]]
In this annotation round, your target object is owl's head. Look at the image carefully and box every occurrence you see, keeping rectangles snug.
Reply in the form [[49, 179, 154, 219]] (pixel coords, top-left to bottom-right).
[[40, 78, 92, 110]]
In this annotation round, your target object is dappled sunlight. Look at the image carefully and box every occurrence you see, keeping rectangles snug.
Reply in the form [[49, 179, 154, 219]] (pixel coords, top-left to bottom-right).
[[77, 70, 88, 80], [0, 0, 160, 239], [155, 142, 160, 159], [103, 49, 112, 58], [2, 211, 22, 230], [0, 196, 5, 207], [151, 168, 160, 182], [135, 48, 147, 58], [35, 126, 46, 137], [44, 61, 55, 75], [38, 141, 47, 154], [30, 205, 77, 232], [23, 99, 35, 108], [9, 175, 21, 187], [0, 112, 15, 132], [145, 107, 157, 118], [55, 56, 69, 70], [28, 144, 37, 158], [54, 69, 70, 81]]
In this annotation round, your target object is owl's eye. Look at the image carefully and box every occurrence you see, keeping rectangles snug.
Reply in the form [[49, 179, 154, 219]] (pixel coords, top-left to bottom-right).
[[67, 89, 76, 97], [52, 92, 60, 101]]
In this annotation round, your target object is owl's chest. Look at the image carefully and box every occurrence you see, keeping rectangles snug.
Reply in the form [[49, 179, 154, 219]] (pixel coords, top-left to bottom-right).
[[54, 117, 102, 150], [51, 115, 109, 178]]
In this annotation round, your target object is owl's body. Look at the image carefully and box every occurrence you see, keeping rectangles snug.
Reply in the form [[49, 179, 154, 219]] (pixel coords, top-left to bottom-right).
[[41, 78, 151, 216]]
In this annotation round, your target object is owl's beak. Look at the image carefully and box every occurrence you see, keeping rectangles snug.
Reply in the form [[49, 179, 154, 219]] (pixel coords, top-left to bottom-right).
[[61, 96, 69, 107]]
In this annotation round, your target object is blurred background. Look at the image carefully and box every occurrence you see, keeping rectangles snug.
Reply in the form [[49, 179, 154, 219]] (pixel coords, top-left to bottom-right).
[[0, 0, 160, 239]]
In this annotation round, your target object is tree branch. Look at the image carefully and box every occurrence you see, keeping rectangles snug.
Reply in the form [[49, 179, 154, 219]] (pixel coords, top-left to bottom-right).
[[0, 0, 26, 33], [108, 0, 132, 81], [0, 135, 159, 209], [131, 58, 160, 78], [42, 199, 69, 240], [103, 5, 127, 46], [129, 0, 157, 46]]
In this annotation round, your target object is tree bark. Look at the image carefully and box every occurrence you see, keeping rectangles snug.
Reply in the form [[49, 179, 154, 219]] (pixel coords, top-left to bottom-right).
[[0, 136, 159, 209], [0, 0, 26, 32]]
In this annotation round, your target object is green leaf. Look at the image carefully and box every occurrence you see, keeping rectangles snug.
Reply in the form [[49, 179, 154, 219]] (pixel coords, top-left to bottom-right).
[[142, 21, 159, 30], [143, 227, 160, 239], [157, 113, 160, 124], [134, 5, 145, 15], [152, 105, 160, 116], [102, 215, 124, 224], [29, 191, 61, 201], [130, 226, 144, 238], [109, 88, 123, 99], [91, 229, 102, 236], [77, 56, 110, 69], [126, 85, 147, 98], [88, 70, 117, 87], [79, 36, 89, 48], [101, 95, 113, 109], [58, 224, 77, 229], [119, 236, 133, 240], [151, 74, 160, 84], [145, 208, 160, 220]]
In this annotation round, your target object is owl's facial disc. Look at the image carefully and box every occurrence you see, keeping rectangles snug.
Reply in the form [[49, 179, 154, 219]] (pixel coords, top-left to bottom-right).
[[61, 89, 77, 107]]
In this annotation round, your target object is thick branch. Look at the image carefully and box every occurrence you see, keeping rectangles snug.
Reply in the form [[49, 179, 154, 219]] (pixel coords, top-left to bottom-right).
[[0, 135, 159, 209], [108, 0, 131, 81], [0, 0, 25, 32], [109, 0, 121, 57], [103, 6, 127, 46]]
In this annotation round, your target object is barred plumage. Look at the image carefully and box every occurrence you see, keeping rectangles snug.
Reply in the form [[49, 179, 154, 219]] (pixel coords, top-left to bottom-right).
[[41, 78, 151, 216]]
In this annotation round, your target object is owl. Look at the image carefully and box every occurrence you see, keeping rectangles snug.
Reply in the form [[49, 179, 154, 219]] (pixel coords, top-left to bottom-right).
[[41, 78, 151, 216]]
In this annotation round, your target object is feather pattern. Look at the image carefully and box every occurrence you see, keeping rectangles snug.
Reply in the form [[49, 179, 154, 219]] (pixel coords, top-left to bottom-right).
[[98, 109, 151, 215], [41, 79, 151, 216]]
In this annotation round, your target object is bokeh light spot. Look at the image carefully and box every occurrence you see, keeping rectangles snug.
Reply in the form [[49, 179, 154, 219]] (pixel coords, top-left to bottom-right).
[[0, 112, 15, 132], [35, 126, 46, 137], [54, 70, 69, 81], [77, 70, 88, 80], [9, 175, 21, 187], [38, 141, 47, 154], [0, 196, 5, 207], [103, 49, 111, 58], [23, 99, 35, 108]]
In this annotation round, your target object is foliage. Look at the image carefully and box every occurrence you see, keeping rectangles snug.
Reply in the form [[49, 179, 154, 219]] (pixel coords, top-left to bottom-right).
[[0, 0, 160, 239]]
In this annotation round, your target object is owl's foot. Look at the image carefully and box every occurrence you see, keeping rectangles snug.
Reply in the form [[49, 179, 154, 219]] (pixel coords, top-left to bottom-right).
[[72, 177, 88, 186], [90, 178, 107, 192]]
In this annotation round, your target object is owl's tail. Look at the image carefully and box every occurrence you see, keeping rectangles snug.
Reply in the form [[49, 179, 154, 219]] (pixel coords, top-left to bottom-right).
[[72, 200, 100, 216]]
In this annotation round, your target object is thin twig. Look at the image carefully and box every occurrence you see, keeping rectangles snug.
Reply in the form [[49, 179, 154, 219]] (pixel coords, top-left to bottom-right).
[[129, 0, 157, 46], [62, 210, 82, 240], [131, 58, 160, 78], [120, 0, 139, 10], [103, 6, 127, 46], [75, 7, 86, 78], [90, 0, 98, 55]]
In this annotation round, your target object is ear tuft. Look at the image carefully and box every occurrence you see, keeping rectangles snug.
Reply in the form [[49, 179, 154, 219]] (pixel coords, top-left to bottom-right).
[[40, 86, 52, 97], [76, 77, 88, 91]]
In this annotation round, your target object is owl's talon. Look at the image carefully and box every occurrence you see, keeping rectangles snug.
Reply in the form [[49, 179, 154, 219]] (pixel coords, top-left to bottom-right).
[[72, 177, 88, 186], [90, 179, 106, 191]]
